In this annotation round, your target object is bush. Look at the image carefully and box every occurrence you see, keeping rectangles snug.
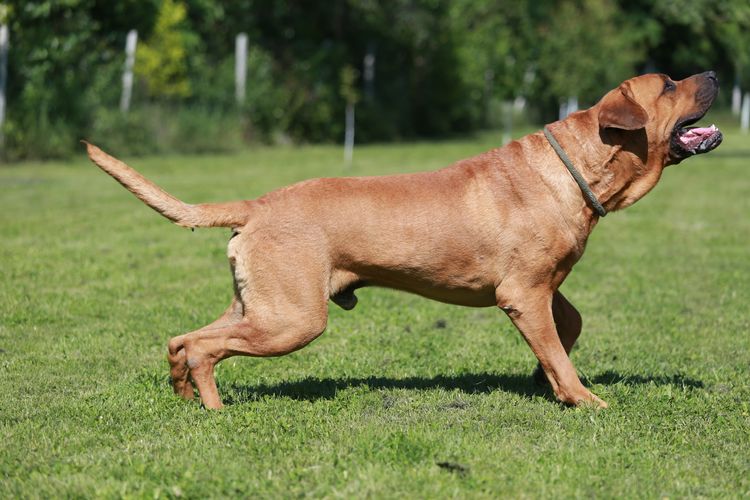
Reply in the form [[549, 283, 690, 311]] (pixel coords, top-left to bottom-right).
[[2, 114, 77, 162], [3, 1, 747, 161], [88, 105, 243, 156]]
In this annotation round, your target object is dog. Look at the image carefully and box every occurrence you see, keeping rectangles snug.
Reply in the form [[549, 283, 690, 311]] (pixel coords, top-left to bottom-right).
[[85, 71, 722, 409]]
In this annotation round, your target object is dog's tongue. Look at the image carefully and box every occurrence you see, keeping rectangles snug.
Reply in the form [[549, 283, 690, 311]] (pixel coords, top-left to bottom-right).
[[679, 124, 718, 149]]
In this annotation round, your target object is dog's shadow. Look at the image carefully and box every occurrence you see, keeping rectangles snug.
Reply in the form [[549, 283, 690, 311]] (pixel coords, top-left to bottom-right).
[[222, 370, 704, 406]]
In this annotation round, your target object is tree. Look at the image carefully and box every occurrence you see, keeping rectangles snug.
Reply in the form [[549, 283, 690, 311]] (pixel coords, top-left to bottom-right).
[[2, 0, 158, 159], [449, 0, 538, 126], [536, 0, 652, 110], [710, 0, 750, 86], [135, 0, 195, 99]]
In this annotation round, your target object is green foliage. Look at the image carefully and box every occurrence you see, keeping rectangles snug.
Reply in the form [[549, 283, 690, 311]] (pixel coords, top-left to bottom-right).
[[537, 0, 652, 105], [1, 111, 76, 161], [89, 105, 243, 156], [710, 0, 750, 83], [135, 0, 194, 99], [1, 0, 159, 160], [2, 0, 750, 160], [450, 1, 538, 126], [619, 0, 750, 84], [2, 0, 97, 159]]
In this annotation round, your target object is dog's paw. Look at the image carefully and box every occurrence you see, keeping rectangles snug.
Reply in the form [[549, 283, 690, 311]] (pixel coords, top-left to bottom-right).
[[569, 391, 608, 409]]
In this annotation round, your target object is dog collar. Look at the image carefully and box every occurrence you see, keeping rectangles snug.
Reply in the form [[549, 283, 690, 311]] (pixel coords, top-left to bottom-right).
[[543, 126, 607, 217]]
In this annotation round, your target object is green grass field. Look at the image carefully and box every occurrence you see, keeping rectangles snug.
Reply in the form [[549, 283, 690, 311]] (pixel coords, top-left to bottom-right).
[[1, 125, 749, 498]]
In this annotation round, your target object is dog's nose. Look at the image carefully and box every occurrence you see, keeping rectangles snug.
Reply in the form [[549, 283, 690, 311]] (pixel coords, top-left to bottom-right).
[[704, 71, 718, 84]]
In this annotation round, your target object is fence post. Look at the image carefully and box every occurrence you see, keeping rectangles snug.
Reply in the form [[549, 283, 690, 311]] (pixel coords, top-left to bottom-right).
[[344, 103, 355, 166], [502, 100, 512, 145], [732, 73, 741, 116], [235, 33, 248, 105], [340, 65, 359, 167], [567, 96, 578, 115], [559, 96, 578, 120], [0, 23, 8, 146], [741, 92, 749, 134], [120, 29, 138, 113]]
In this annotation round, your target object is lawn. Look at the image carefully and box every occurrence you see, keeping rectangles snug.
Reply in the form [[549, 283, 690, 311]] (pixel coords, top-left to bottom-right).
[[1, 125, 749, 498]]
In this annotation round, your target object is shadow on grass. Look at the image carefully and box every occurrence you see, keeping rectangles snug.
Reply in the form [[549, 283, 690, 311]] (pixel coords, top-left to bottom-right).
[[221, 370, 704, 406], [222, 372, 545, 405], [589, 370, 704, 388]]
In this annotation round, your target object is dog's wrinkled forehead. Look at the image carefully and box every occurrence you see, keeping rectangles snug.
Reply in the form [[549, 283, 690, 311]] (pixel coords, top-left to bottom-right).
[[618, 73, 705, 128], [623, 73, 705, 108], [622, 73, 674, 104]]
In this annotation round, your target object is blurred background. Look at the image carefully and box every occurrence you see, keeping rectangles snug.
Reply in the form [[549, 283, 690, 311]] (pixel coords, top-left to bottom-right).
[[1, 0, 749, 161]]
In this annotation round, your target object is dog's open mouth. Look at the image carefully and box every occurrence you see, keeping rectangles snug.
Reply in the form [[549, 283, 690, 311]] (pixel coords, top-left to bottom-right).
[[671, 115, 723, 158]]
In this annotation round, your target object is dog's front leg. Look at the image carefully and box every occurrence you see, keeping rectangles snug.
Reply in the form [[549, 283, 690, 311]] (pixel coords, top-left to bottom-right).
[[499, 289, 606, 408], [533, 291, 582, 385]]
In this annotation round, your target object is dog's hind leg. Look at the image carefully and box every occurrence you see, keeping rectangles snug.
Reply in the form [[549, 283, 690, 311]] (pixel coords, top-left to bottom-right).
[[177, 226, 331, 409], [168, 298, 243, 400], [179, 307, 328, 409], [533, 291, 582, 385]]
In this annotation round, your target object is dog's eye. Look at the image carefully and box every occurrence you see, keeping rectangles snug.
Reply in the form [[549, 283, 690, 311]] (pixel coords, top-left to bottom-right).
[[663, 80, 676, 93]]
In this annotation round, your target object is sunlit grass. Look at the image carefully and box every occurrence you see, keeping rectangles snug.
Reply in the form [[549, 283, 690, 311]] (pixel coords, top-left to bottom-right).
[[1, 124, 749, 497]]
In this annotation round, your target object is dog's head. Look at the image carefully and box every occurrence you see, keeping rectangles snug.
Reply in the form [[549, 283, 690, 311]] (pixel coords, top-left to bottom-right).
[[596, 71, 722, 166]]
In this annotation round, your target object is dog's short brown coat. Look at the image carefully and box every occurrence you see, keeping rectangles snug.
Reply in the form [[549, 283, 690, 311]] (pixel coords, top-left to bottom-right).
[[87, 72, 720, 409]]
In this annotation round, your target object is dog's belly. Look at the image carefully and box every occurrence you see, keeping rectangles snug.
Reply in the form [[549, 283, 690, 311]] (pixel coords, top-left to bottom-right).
[[369, 276, 499, 307], [326, 207, 506, 307], [333, 256, 500, 308]]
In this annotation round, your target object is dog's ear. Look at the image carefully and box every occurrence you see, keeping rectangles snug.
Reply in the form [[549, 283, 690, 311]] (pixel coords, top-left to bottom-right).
[[598, 85, 649, 130]]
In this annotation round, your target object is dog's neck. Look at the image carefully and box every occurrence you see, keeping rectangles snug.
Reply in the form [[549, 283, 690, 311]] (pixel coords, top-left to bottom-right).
[[548, 110, 665, 214]]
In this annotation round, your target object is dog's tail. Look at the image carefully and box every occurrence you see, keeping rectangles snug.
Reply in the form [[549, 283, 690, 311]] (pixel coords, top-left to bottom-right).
[[83, 141, 252, 229]]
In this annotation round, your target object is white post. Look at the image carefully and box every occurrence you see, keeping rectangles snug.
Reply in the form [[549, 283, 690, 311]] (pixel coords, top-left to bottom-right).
[[513, 96, 526, 113], [567, 96, 578, 115], [502, 100, 512, 145], [235, 33, 248, 105], [741, 92, 750, 133], [559, 96, 578, 120], [0, 23, 9, 143], [120, 29, 138, 113], [344, 102, 355, 166], [732, 80, 741, 116]]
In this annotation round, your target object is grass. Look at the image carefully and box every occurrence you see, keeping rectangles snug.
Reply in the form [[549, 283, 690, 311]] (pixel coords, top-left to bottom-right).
[[1, 125, 749, 498]]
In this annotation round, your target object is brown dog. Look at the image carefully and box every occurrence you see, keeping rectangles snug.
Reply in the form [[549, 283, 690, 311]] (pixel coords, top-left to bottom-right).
[[85, 71, 722, 409]]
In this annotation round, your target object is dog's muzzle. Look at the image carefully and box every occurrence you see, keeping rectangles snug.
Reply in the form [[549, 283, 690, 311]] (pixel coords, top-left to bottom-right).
[[670, 72, 723, 160]]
